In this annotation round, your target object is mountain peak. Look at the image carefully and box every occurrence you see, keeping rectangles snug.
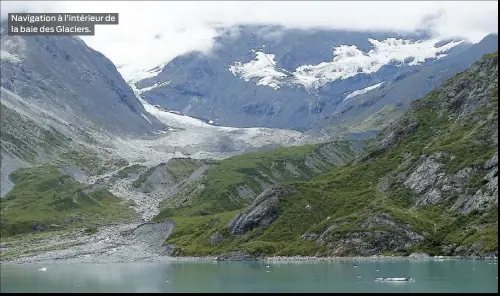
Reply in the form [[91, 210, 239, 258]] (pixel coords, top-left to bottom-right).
[[1, 30, 165, 137]]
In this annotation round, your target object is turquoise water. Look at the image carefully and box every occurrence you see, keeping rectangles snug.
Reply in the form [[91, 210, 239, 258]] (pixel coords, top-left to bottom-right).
[[1, 260, 498, 293]]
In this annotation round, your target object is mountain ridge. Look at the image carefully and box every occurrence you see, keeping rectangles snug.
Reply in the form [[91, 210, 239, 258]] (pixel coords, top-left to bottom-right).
[[1, 21, 166, 138], [133, 26, 496, 134], [318, 33, 499, 140]]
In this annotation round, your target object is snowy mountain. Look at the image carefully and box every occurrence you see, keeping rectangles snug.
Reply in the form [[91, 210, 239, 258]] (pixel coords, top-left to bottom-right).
[[134, 26, 497, 135]]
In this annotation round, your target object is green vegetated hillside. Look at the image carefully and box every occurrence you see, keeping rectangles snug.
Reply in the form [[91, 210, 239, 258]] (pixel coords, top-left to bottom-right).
[[154, 53, 499, 258], [151, 140, 364, 219], [0, 165, 135, 237], [0, 151, 134, 238], [0, 104, 135, 238]]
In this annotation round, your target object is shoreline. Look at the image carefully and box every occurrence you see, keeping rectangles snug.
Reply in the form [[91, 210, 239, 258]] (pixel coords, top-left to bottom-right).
[[169, 254, 499, 262], [2, 254, 498, 265], [2, 225, 497, 265]]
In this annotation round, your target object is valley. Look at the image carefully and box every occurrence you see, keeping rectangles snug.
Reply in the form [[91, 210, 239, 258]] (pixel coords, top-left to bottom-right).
[[0, 79, 335, 262], [0, 20, 497, 264]]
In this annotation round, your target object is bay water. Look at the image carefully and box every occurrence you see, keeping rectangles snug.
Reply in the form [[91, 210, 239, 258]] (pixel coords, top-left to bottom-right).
[[1, 259, 498, 293]]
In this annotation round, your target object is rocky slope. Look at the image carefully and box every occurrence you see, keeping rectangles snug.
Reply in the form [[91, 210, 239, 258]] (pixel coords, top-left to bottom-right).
[[1, 19, 165, 199], [154, 52, 498, 259], [0, 22, 165, 138]]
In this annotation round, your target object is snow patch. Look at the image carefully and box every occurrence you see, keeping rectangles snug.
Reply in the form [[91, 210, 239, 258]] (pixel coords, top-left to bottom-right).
[[141, 113, 152, 124], [344, 81, 385, 101], [0, 36, 27, 62], [294, 38, 462, 89], [138, 80, 171, 94], [0, 50, 21, 62], [118, 64, 165, 84], [229, 51, 288, 90], [143, 103, 214, 129], [229, 37, 463, 90]]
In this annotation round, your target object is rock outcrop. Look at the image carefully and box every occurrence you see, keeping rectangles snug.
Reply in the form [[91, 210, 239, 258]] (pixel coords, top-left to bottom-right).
[[228, 185, 296, 235], [313, 214, 424, 256], [128, 221, 176, 249]]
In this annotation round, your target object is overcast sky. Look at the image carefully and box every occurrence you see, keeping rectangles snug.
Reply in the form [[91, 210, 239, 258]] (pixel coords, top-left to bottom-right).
[[1, 1, 498, 79]]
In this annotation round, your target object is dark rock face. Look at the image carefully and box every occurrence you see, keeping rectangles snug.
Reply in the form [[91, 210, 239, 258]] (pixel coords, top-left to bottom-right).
[[209, 231, 226, 245], [0, 22, 165, 137], [372, 117, 420, 155], [302, 232, 318, 240], [452, 243, 498, 259], [227, 185, 296, 235], [315, 214, 424, 256]]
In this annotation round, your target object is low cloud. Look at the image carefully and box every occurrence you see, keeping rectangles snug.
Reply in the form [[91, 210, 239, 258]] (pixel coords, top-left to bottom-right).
[[1, 1, 497, 80]]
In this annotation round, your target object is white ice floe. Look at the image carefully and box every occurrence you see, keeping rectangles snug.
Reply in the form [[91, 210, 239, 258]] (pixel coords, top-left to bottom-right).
[[375, 277, 415, 282]]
